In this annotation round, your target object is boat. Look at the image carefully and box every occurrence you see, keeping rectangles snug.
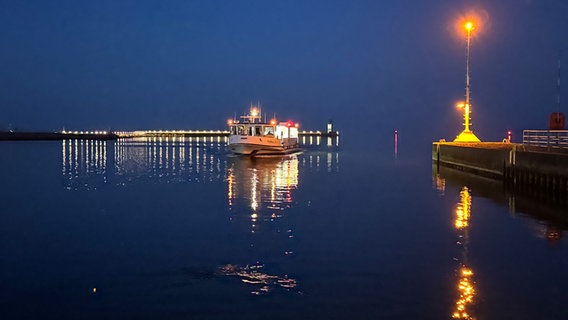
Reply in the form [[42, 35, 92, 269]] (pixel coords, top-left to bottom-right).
[[227, 106, 300, 156]]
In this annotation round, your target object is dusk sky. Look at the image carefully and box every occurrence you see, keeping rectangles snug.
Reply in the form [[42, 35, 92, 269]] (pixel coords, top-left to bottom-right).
[[1, 0, 567, 149]]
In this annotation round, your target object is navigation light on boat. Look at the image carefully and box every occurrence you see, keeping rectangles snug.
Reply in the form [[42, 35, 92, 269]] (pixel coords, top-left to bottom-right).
[[294, 123, 299, 128], [286, 121, 293, 127], [270, 119, 276, 125], [228, 119, 233, 125], [251, 108, 259, 116]]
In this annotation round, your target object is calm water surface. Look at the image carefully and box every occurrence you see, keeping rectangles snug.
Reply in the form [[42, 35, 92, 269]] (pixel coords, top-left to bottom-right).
[[1, 137, 567, 319]]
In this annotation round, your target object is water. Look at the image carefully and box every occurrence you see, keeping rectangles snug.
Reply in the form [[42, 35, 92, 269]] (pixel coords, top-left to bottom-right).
[[1, 137, 567, 319]]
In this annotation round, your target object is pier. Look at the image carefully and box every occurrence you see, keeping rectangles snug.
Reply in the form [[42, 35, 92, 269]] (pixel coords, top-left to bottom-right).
[[433, 138, 568, 205], [430, 16, 568, 205], [0, 131, 117, 141], [114, 129, 339, 138], [0, 128, 339, 141]]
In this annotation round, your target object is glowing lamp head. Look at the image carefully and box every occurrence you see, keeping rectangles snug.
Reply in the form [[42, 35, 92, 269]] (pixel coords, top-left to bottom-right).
[[294, 123, 299, 128], [227, 119, 233, 125], [464, 21, 474, 31], [286, 121, 292, 127], [456, 102, 465, 109], [270, 119, 276, 125], [251, 108, 259, 116]]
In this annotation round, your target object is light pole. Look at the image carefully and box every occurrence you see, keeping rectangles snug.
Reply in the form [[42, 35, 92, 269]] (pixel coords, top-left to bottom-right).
[[454, 21, 481, 142]]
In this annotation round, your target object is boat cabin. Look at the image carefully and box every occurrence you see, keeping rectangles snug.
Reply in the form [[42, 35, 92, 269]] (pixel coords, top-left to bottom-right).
[[229, 124, 275, 137], [229, 122, 297, 140]]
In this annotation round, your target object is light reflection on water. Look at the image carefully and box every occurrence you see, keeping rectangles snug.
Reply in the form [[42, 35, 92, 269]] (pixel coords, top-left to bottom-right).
[[452, 187, 476, 320], [223, 155, 302, 295], [227, 155, 299, 213], [433, 164, 568, 318], [3, 138, 568, 318], [60, 137, 339, 296], [433, 165, 568, 240], [62, 136, 339, 188]]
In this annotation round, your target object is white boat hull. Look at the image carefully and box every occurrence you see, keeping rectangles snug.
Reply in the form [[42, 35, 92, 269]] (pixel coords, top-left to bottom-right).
[[228, 135, 299, 156]]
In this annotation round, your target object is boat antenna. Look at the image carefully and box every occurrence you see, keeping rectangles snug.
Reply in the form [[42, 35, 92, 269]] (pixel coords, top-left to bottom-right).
[[557, 50, 561, 112]]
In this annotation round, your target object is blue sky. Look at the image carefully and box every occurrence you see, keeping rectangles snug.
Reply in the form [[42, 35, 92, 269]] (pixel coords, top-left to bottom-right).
[[0, 0, 567, 149]]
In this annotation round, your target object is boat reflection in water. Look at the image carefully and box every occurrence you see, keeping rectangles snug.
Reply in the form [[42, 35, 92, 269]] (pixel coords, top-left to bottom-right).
[[61, 135, 338, 189], [226, 155, 298, 212], [220, 155, 301, 295], [61, 138, 338, 295]]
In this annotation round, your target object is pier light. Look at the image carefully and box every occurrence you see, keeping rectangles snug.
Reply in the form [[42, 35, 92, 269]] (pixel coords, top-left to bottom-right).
[[453, 17, 481, 143]]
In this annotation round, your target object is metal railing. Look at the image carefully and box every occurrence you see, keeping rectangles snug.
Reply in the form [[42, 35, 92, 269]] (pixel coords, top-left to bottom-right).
[[523, 130, 568, 149]]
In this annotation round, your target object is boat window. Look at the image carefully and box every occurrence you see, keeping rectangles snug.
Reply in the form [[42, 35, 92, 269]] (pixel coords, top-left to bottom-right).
[[238, 126, 245, 135], [255, 126, 262, 136], [264, 126, 274, 136], [248, 127, 253, 136], [230, 126, 236, 135]]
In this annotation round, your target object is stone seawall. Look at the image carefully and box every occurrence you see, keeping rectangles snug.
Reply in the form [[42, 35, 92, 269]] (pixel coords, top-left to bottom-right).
[[432, 142, 568, 204], [432, 142, 512, 179]]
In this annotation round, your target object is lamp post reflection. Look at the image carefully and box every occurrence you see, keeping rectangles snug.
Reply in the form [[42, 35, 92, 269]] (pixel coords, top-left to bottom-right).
[[433, 163, 568, 317], [452, 186, 476, 319]]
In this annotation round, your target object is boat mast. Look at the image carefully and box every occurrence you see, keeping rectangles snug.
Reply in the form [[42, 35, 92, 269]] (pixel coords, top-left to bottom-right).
[[557, 51, 561, 112]]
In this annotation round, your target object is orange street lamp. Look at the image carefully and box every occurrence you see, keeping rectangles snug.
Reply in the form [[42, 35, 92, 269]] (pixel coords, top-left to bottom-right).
[[464, 21, 473, 113], [454, 20, 481, 142]]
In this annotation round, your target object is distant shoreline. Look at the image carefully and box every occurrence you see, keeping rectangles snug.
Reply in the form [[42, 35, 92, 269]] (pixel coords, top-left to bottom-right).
[[0, 131, 117, 141], [0, 130, 339, 141]]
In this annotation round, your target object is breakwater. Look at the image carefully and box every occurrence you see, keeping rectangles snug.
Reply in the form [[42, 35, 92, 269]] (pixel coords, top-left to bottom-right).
[[0, 131, 117, 141], [0, 129, 339, 141], [432, 142, 568, 205]]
